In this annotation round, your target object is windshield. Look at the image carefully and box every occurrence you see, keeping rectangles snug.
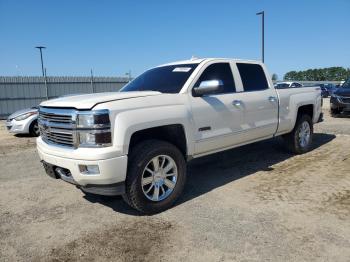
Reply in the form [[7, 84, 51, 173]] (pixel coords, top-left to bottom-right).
[[121, 64, 198, 93], [342, 79, 350, 88]]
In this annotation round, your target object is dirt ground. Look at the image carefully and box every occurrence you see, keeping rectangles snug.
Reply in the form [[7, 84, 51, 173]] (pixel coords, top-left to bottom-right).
[[1, 99, 349, 262]]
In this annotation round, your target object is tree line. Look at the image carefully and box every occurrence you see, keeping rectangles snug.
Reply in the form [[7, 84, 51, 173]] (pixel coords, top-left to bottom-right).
[[283, 67, 350, 81]]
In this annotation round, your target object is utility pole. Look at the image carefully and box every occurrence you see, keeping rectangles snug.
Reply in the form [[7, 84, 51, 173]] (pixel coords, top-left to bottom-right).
[[256, 11, 265, 63]]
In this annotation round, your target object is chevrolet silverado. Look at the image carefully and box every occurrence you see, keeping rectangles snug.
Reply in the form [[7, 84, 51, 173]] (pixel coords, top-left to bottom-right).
[[37, 58, 322, 213]]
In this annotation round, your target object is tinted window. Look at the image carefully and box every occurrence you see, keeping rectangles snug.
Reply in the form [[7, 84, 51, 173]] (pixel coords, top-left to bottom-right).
[[237, 63, 269, 91], [342, 79, 350, 88], [291, 82, 302, 87], [275, 83, 290, 89], [194, 63, 235, 94], [325, 84, 334, 90], [121, 64, 198, 94]]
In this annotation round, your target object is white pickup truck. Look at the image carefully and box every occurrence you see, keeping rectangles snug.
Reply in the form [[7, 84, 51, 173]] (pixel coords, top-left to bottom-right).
[[37, 58, 322, 213]]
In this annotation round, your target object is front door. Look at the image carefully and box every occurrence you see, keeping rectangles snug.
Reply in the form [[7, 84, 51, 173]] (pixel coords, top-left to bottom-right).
[[189, 62, 246, 155]]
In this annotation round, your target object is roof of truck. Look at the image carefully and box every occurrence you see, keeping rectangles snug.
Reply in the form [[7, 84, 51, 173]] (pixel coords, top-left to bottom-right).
[[158, 57, 262, 67]]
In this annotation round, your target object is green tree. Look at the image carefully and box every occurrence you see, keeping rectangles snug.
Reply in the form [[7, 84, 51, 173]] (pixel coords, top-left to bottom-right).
[[284, 67, 350, 81], [284, 71, 297, 80], [272, 73, 278, 81]]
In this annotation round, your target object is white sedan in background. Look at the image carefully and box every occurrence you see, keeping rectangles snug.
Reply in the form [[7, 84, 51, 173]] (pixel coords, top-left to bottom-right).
[[6, 107, 39, 136]]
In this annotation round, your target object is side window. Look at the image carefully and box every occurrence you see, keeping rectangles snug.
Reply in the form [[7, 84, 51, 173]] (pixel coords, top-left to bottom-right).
[[295, 83, 302, 87], [194, 63, 235, 94], [237, 63, 269, 91], [291, 83, 297, 88]]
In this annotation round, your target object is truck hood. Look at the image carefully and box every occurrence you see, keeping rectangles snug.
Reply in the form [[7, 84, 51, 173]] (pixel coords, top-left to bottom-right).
[[40, 91, 162, 109], [334, 88, 350, 97]]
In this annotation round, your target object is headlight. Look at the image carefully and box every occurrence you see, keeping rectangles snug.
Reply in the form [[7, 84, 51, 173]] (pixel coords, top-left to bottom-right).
[[78, 130, 112, 147], [76, 110, 112, 148], [77, 110, 110, 128], [14, 112, 37, 121]]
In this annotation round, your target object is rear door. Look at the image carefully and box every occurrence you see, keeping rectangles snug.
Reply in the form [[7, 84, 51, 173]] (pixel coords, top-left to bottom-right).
[[231, 63, 279, 142]]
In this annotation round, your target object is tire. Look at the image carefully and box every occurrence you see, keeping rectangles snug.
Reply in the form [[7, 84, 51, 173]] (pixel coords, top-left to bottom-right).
[[29, 120, 40, 137], [123, 139, 186, 214], [283, 114, 313, 154]]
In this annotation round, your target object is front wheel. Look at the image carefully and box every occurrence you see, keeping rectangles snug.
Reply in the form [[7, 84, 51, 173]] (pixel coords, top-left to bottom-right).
[[29, 120, 40, 137], [123, 139, 186, 214], [283, 114, 313, 154]]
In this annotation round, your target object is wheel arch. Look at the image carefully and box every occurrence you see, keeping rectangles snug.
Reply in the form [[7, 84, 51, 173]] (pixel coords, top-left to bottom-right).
[[112, 106, 195, 158], [27, 115, 39, 135], [129, 124, 188, 158], [290, 103, 314, 130], [297, 104, 314, 120]]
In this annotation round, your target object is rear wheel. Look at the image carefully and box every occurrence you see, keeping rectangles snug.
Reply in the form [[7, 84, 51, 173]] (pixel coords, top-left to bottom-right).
[[123, 139, 186, 214], [29, 120, 40, 137], [283, 114, 313, 154]]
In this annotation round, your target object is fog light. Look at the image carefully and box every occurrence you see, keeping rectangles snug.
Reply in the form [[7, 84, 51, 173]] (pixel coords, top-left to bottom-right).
[[79, 165, 100, 175]]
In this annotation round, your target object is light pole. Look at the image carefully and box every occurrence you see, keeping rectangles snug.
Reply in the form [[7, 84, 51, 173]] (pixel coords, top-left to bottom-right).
[[256, 11, 264, 63], [35, 46, 46, 77], [35, 46, 48, 99]]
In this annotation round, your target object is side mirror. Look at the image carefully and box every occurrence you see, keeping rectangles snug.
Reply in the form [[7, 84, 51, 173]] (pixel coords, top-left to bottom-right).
[[193, 80, 223, 97]]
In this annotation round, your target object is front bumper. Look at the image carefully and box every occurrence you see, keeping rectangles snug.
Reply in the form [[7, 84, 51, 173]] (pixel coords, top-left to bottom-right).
[[330, 96, 350, 111], [42, 161, 125, 195], [6, 119, 28, 134], [6, 115, 37, 134], [37, 145, 128, 196]]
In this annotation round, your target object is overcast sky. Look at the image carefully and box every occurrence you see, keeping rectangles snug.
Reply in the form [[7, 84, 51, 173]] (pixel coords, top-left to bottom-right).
[[0, 0, 349, 79]]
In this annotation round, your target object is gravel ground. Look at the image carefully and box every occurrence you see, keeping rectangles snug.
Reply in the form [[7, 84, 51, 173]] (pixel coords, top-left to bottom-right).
[[1, 99, 350, 262]]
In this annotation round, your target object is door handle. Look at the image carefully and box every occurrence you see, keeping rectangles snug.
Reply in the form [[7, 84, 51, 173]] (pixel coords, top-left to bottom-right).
[[232, 100, 242, 107], [268, 96, 277, 102]]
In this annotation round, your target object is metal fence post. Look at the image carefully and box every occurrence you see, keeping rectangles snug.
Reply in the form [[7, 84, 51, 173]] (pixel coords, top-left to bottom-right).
[[44, 68, 48, 100], [90, 69, 95, 93]]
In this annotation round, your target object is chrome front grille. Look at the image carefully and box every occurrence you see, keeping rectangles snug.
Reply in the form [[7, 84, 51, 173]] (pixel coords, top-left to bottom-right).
[[40, 112, 73, 123], [38, 107, 77, 148], [42, 128, 74, 146]]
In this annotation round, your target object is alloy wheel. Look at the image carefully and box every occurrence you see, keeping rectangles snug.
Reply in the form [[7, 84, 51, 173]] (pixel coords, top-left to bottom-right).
[[141, 155, 178, 202], [298, 121, 311, 148]]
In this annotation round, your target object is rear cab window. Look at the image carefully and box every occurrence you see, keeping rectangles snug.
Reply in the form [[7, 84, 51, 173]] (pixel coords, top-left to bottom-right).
[[237, 63, 269, 92]]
